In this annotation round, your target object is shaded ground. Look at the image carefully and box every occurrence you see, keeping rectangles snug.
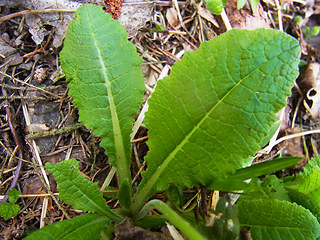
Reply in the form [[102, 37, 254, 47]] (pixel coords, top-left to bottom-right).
[[0, 0, 319, 239]]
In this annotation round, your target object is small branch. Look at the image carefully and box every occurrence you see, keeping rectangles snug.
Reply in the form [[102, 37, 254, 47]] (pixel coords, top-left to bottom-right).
[[0, 88, 23, 204], [26, 123, 85, 140], [259, 129, 320, 154], [274, 0, 283, 31], [0, 95, 57, 101], [220, 9, 232, 31], [0, 9, 75, 23], [100, 166, 117, 191], [0, 71, 63, 99]]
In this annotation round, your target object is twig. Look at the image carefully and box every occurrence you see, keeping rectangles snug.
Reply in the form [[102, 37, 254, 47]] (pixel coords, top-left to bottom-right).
[[0, 95, 57, 101], [40, 197, 49, 228], [123, 1, 186, 6], [131, 136, 149, 143], [100, 166, 117, 191], [23, 29, 55, 61], [274, 0, 283, 31], [19, 85, 70, 219], [259, 129, 320, 154], [0, 71, 63, 99], [26, 123, 85, 140], [0, 9, 75, 23], [220, 9, 232, 31], [0, 88, 23, 204], [20, 95, 51, 188]]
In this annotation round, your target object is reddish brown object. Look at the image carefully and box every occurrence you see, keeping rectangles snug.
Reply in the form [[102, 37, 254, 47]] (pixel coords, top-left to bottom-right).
[[104, 0, 123, 19]]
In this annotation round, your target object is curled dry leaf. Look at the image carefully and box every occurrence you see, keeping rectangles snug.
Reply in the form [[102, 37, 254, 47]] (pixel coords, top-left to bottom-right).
[[225, 0, 270, 30], [166, 7, 179, 28], [25, 123, 50, 133], [197, 6, 219, 28], [299, 63, 320, 117], [282, 126, 305, 158]]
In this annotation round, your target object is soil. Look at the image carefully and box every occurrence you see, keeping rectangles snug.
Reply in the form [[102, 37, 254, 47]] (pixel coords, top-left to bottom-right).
[[0, 0, 319, 239]]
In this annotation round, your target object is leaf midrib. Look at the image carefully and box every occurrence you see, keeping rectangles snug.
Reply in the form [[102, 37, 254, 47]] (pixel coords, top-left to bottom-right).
[[132, 49, 288, 213], [60, 215, 106, 240], [86, 10, 129, 184], [154, 56, 267, 177]]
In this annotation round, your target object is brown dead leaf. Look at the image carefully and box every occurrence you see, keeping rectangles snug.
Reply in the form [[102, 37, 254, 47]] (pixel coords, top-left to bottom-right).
[[282, 126, 305, 158], [166, 7, 179, 28], [197, 6, 219, 28], [25, 123, 50, 133], [298, 63, 320, 117], [225, 0, 270, 29], [115, 219, 174, 240]]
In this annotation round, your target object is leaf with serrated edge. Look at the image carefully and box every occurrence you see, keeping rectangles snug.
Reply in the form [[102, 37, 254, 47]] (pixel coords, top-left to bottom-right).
[[46, 159, 121, 221], [131, 29, 300, 212], [238, 199, 320, 240], [286, 155, 320, 222], [60, 4, 145, 184], [24, 213, 109, 240], [295, 155, 320, 194], [0, 202, 20, 220]]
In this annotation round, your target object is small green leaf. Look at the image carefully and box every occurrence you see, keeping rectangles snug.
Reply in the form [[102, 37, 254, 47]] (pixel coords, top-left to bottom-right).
[[24, 213, 110, 240], [237, 0, 247, 9], [165, 185, 185, 208], [8, 188, 20, 203], [295, 155, 320, 194], [285, 155, 320, 222], [45, 159, 121, 221], [238, 199, 320, 239], [240, 175, 291, 202], [0, 202, 20, 220], [204, 0, 227, 14], [229, 157, 301, 182], [259, 120, 280, 147], [249, 0, 260, 12], [204, 197, 239, 240], [60, 4, 145, 186], [310, 26, 320, 36], [118, 178, 132, 209], [155, 24, 165, 31], [210, 157, 300, 192]]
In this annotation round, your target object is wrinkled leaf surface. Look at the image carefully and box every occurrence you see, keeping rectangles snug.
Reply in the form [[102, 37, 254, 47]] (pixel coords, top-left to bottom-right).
[[46, 159, 121, 221], [286, 155, 320, 221], [60, 4, 145, 183], [139, 29, 300, 197], [24, 214, 109, 240], [238, 199, 320, 239]]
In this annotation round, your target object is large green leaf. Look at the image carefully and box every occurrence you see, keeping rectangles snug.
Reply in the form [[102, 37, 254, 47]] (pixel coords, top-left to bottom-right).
[[24, 213, 110, 240], [60, 4, 145, 184], [238, 199, 320, 239], [131, 29, 300, 213], [46, 159, 122, 221]]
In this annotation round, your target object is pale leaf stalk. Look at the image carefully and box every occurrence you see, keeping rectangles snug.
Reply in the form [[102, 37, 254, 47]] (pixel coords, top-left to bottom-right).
[[90, 28, 132, 189], [130, 174, 158, 214], [136, 200, 206, 240]]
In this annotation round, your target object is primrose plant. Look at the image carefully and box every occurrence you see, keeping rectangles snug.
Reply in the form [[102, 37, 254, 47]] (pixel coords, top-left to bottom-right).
[[24, 4, 320, 240]]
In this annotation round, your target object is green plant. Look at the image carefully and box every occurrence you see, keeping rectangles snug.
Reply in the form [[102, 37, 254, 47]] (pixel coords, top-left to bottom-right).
[[304, 26, 320, 40], [204, 0, 227, 14], [237, 155, 320, 238], [22, 4, 314, 240], [0, 188, 20, 220], [236, 0, 260, 12]]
